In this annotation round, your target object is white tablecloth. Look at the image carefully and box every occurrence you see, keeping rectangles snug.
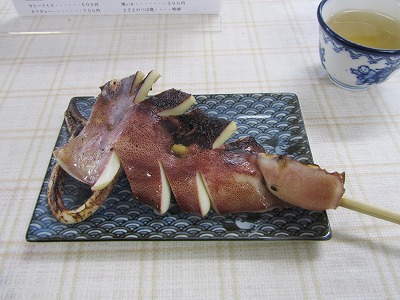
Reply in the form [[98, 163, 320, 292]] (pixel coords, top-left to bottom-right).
[[1, 0, 399, 299]]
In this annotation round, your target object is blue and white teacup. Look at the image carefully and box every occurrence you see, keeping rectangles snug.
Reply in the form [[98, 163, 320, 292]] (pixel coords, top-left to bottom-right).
[[317, 0, 400, 91]]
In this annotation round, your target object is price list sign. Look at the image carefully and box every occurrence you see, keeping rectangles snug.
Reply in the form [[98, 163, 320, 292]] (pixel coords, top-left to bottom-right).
[[12, 0, 221, 16]]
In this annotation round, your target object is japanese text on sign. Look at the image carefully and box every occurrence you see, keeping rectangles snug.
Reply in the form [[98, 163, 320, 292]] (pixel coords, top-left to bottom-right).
[[12, 0, 220, 16]]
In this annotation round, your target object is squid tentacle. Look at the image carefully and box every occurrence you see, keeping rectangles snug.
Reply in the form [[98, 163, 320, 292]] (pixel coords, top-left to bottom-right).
[[64, 97, 87, 136], [47, 95, 123, 224], [47, 163, 123, 224]]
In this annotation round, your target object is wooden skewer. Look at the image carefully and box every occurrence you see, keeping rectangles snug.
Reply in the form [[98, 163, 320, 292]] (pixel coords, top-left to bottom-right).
[[339, 197, 400, 225]]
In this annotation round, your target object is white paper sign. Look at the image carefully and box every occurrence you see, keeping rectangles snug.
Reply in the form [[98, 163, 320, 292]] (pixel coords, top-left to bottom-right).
[[12, 0, 221, 16]]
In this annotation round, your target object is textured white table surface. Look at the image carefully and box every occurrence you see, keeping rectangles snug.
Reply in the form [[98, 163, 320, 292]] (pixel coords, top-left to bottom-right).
[[1, 0, 399, 299]]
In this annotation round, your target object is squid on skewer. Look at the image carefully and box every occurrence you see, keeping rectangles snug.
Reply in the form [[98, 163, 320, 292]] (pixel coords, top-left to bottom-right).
[[48, 71, 399, 225]]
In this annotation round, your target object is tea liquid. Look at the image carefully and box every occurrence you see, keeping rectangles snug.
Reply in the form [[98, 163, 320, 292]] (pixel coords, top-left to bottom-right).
[[327, 10, 400, 49]]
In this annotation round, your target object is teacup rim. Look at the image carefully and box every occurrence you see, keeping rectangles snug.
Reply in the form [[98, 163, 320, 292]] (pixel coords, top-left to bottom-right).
[[317, 0, 400, 55]]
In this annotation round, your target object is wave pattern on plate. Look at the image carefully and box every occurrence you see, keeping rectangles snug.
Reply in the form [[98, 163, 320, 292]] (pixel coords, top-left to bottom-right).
[[26, 93, 331, 242]]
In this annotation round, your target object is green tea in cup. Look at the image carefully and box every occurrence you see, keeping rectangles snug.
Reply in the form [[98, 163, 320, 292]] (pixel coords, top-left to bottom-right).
[[327, 10, 400, 50], [317, 0, 400, 90]]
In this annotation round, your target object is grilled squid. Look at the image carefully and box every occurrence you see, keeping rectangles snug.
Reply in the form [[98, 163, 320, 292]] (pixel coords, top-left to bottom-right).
[[48, 71, 345, 223]]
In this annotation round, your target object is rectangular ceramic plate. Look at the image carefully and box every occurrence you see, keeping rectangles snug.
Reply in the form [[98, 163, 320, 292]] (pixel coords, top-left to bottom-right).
[[26, 93, 331, 241]]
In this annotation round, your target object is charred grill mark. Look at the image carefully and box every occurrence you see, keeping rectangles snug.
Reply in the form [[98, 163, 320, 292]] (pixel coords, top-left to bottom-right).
[[146, 89, 191, 111], [222, 136, 265, 153], [162, 108, 231, 149]]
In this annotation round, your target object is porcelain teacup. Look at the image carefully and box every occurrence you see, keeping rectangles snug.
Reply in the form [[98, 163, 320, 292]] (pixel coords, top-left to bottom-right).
[[317, 0, 400, 90]]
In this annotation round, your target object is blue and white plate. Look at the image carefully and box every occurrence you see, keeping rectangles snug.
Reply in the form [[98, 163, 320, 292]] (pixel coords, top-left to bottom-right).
[[26, 93, 331, 241]]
